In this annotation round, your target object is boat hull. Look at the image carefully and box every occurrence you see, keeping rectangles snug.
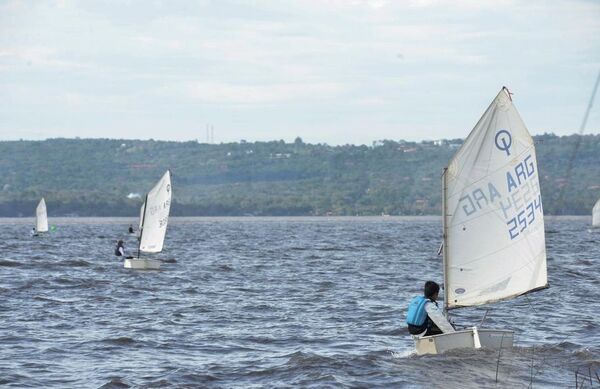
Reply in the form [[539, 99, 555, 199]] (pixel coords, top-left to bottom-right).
[[414, 327, 513, 355], [123, 258, 161, 270]]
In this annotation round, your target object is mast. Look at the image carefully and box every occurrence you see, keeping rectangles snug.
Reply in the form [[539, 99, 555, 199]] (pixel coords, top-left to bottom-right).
[[442, 168, 449, 316], [137, 194, 149, 259]]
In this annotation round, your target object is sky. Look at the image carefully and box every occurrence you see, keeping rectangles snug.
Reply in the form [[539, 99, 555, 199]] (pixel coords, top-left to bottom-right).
[[0, 0, 599, 145]]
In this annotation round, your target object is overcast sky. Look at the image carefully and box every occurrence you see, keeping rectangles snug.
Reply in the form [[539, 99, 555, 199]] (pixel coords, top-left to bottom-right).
[[1, 0, 599, 145]]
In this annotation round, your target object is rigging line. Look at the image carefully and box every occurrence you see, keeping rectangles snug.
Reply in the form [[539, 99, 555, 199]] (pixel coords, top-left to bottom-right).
[[526, 292, 537, 389], [529, 333, 572, 384], [523, 73, 599, 386], [555, 69, 600, 214]]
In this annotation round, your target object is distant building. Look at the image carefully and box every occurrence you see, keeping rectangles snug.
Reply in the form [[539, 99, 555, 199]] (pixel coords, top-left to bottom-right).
[[271, 153, 291, 159]]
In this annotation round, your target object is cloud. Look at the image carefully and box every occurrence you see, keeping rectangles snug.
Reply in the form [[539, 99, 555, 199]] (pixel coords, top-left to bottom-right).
[[0, 0, 598, 143], [174, 81, 348, 105]]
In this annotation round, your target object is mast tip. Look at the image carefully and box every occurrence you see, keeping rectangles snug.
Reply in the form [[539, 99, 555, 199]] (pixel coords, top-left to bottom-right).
[[502, 86, 513, 101]]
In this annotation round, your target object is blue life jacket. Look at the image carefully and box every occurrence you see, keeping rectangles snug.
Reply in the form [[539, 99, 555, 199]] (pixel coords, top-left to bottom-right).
[[406, 296, 430, 326]]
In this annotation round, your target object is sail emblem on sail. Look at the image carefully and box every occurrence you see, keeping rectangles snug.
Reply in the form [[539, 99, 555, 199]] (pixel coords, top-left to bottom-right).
[[494, 130, 512, 155]]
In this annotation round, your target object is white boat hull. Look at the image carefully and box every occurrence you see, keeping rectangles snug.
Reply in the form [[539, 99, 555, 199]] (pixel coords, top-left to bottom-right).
[[123, 258, 161, 270], [414, 327, 513, 355]]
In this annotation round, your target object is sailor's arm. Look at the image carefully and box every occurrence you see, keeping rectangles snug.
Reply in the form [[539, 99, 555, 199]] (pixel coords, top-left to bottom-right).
[[425, 302, 455, 333]]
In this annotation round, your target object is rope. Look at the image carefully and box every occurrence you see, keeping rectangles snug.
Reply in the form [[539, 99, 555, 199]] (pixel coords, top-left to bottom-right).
[[555, 69, 600, 214]]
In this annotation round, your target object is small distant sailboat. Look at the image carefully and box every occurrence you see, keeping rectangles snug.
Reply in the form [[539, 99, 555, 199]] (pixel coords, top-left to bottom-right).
[[414, 87, 548, 355], [124, 170, 172, 270], [36, 198, 49, 234], [592, 198, 600, 228]]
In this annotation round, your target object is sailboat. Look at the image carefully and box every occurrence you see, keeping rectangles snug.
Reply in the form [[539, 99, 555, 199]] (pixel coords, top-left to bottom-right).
[[124, 170, 172, 270], [414, 87, 548, 355], [592, 198, 600, 228], [36, 198, 49, 234]]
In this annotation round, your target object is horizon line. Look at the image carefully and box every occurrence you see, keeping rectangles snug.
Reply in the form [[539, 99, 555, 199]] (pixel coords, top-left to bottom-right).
[[0, 131, 594, 147]]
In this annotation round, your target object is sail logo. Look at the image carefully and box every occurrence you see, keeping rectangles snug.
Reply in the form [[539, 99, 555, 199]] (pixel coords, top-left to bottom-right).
[[494, 130, 512, 156]]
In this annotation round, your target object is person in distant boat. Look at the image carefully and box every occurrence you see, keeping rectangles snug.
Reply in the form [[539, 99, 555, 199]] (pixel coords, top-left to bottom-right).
[[128, 224, 134, 234], [115, 240, 126, 257], [31, 227, 38, 237], [406, 281, 455, 337]]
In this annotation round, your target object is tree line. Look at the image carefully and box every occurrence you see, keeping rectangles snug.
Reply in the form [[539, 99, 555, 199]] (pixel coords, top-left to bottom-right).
[[0, 133, 598, 216]]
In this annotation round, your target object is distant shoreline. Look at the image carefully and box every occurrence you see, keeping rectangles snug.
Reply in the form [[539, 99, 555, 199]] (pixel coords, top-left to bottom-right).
[[0, 215, 591, 225]]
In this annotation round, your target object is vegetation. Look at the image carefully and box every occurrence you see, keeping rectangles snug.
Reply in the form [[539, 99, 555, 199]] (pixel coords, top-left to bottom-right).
[[0, 134, 599, 216]]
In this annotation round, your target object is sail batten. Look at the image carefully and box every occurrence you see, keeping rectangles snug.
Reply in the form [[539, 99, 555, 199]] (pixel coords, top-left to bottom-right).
[[138, 170, 172, 253], [36, 198, 48, 232], [443, 88, 547, 309]]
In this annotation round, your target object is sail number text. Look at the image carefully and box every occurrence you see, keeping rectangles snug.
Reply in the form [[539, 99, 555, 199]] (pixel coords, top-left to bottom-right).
[[457, 153, 543, 240], [506, 194, 542, 239]]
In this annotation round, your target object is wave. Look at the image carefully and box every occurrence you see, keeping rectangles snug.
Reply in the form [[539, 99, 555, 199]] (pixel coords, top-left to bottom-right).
[[100, 337, 137, 346], [97, 377, 131, 388]]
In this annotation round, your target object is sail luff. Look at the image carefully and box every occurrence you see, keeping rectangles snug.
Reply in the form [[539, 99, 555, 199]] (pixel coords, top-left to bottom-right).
[[444, 88, 547, 309], [137, 194, 149, 259], [442, 168, 450, 315]]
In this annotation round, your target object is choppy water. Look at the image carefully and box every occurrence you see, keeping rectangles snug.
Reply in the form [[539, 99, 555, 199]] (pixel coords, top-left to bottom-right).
[[0, 217, 598, 388]]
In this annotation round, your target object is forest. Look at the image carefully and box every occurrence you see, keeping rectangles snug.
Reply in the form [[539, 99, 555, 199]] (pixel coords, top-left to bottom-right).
[[0, 133, 599, 216]]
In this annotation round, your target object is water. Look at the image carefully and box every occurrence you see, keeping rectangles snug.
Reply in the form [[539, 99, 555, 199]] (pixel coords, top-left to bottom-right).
[[0, 217, 598, 388]]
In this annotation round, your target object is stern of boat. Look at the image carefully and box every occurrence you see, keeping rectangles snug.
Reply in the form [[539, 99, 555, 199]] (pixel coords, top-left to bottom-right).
[[124, 258, 161, 270], [414, 327, 513, 355]]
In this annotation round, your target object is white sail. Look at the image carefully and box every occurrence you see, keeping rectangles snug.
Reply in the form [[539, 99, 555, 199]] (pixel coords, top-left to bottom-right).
[[443, 88, 547, 309], [138, 201, 146, 237], [139, 171, 172, 253], [593, 198, 600, 227], [36, 198, 49, 232]]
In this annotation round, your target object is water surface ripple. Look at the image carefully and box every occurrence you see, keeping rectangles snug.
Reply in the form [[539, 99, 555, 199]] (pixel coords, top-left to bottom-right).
[[0, 217, 598, 388]]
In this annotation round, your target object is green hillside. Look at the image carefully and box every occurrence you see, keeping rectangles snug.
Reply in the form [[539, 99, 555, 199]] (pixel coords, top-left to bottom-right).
[[0, 134, 599, 216]]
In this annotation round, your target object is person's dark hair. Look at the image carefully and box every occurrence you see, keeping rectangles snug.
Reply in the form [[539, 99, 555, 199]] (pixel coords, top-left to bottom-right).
[[118, 240, 124, 245], [424, 281, 440, 299]]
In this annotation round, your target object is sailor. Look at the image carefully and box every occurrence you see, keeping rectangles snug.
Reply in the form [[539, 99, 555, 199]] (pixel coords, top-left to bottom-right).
[[31, 227, 37, 237], [406, 281, 455, 337], [128, 224, 134, 234], [114, 240, 125, 257]]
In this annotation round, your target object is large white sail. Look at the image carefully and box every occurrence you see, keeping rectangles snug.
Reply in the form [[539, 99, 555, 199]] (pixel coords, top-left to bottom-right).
[[443, 88, 547, 309], [593, 198, 600, 227], [36, 198, 49, 232], [139, 171, 172, 253]]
